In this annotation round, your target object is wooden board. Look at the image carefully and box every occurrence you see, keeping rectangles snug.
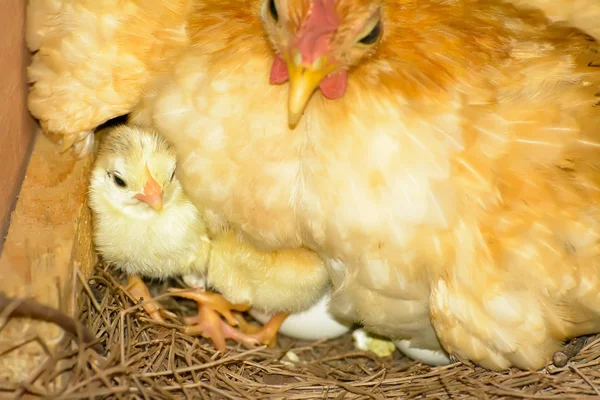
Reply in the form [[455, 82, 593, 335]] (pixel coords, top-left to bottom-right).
[[0, 0, 36, 251], [0, 131, 96, 382]]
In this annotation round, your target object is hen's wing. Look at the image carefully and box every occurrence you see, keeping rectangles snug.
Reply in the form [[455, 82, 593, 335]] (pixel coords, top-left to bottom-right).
[[26, 0, 189, 157], [430, 36, 600, 371]]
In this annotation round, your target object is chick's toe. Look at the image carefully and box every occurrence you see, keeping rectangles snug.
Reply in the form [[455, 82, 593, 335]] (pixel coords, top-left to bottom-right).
[[183, 306, 261, 351], [234, 312, 290, 348], [169, 289, 250, 325], [169, 289, 262, 350]]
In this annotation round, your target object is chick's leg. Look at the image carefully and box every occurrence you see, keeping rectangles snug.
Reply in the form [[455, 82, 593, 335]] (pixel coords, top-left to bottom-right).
[[169, 290, 261, 351], [125, 275, 166, 322]]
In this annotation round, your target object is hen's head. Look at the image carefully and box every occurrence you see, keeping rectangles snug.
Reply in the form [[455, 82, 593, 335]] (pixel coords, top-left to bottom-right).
[[89, 125, 180, 220], [262, 0, 383, 127]]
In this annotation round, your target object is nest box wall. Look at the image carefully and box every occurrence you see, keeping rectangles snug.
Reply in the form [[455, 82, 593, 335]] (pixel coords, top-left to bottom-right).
[[0, 0, 35, 250], [0, 0, 97, 382]]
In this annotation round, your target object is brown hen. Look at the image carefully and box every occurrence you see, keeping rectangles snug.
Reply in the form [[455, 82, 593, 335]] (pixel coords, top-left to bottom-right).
[[27, 0, 600, 370], [131, 0, 600, 370]]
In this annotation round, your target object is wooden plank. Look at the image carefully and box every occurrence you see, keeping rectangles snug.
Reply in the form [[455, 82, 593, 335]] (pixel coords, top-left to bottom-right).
[[0, 0, 36, 250], [0, 130, 96, 382]]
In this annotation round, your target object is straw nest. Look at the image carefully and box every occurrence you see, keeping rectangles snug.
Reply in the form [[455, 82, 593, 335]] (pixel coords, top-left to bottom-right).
[[2, 263, 600, 400]]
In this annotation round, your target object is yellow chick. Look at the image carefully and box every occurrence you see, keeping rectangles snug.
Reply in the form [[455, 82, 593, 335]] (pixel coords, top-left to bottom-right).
[[89, 124, 209, 285], [88, 124, 265, 350]]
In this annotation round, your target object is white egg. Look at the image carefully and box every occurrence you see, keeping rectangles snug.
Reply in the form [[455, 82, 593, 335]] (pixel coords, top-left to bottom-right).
[[394, 339, 452, 366], [249, 291, 352, 340]]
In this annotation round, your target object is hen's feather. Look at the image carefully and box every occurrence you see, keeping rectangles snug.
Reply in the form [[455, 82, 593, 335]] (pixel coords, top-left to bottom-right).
[[26, 0, 190, 156], [505, 0, 600, 40]]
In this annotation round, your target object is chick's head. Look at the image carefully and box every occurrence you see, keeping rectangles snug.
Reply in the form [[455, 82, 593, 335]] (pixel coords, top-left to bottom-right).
[[262, 0, 383, 126], [89, 125, 180, 220]]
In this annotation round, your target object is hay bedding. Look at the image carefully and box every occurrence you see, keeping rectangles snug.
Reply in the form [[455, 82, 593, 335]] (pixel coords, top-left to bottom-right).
[[2, 265, 600, 399]]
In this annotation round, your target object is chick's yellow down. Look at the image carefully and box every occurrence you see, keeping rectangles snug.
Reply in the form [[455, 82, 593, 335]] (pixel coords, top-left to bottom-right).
[[128, 0, 600, 371], [193, 229, 330, 349], [88, 124, 320, 349], [207, 230, 329, 316], [89, 125, 286, 350], [89, 124, 212, 324], [26, 0, 190, 157]]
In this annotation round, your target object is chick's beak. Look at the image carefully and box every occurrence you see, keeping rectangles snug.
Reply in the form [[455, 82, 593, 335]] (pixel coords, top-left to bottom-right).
[[286, 53, 337, 128], [134, 166, 163, 212]]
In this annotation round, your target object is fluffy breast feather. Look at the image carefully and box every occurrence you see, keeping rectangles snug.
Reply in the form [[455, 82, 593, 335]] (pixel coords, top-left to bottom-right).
[[134, 0, 600, 272]]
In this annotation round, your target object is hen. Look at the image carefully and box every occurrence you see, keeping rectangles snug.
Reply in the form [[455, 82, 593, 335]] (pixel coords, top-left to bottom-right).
[[26, 0, 600, 370], [129, 0, 600, 371]]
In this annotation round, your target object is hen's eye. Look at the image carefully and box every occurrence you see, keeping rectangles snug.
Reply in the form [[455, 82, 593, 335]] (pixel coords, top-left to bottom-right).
[[358, 21, 381, 45], [268, 0, 278, 21]]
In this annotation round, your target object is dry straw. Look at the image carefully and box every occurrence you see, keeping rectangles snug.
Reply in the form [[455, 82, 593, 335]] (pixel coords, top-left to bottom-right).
[[2, 264, 600, 399]]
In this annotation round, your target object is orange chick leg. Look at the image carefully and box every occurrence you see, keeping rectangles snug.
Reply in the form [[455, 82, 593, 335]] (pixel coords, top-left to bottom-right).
[[234, 312, 290, 347], [168, 290, 260, 351], [124, 275, 165, 322]]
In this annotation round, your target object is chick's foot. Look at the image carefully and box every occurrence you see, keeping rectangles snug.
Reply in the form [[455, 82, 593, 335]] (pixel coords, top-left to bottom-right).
[[168, 289, 259, 351], [234, 311, 290, 347], [185, 305, 262, 351], [125, 275, 169, 323]]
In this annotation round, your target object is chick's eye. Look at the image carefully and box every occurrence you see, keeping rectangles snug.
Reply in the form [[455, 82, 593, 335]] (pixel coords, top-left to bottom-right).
[[358, 21, 381, 45], [267, 0, 278, 21], [170, 168, 176, 182], [112, 174, 127, 188]]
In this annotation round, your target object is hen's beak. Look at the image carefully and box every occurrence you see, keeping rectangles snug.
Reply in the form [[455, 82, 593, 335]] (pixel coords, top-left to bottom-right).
[[286, 53, 337, 128], [134, 166, 163, 212]]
